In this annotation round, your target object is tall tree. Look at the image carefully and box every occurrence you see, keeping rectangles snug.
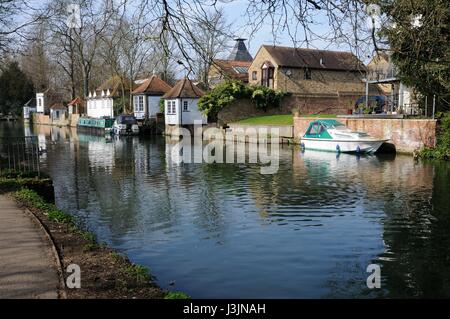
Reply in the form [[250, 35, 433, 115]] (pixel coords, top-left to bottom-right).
[[381, 0, 450, 111], [192, 9, 232, 89], [0, 61, 34, 115]]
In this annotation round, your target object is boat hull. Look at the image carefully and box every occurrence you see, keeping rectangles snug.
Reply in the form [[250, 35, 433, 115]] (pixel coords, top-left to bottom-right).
[[301, 138, 387, 154]]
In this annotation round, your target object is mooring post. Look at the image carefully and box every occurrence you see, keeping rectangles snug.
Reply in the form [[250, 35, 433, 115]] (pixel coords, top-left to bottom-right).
[[432, 95, 436, 120]]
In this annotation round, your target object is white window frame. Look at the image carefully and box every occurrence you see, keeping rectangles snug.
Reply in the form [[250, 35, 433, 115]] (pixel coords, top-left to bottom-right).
[[135, 96, 144, 112], [183, 101, 189, 112], [172, 101, 177, 115]]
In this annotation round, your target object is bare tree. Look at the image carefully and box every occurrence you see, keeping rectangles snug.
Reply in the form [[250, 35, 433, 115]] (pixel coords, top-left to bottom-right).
[[0, 0, 50, 55], [191, 8, 232, 89]]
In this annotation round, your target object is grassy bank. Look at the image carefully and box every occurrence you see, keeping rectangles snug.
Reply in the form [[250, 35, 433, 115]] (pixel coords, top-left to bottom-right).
[[0, 174, 189, 299], [235, 114, 338, 126], [420, 113, 450, 161], [236, 114, 294, 125]]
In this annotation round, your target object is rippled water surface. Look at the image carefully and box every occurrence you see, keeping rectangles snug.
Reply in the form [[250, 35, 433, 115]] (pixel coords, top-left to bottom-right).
[[3, 122, 450, 298]]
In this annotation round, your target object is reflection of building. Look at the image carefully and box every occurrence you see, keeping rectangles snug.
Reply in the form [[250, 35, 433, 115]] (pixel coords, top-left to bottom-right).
[[208, 39, 253, 87], [131, 75, 172, 120], [367, 53, 418, 114]]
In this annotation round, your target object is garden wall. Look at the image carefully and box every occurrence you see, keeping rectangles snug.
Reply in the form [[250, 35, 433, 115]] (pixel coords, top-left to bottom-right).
[[217, 93, 359, 124], [294, 117, 438, 153], [32, 113, 80, 127]]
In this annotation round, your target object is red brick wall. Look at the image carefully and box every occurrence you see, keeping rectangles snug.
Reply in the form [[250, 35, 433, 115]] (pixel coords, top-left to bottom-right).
[[284, 94, 359, 115], [217, 94, 360, 124], [294, 117, 437, 153]]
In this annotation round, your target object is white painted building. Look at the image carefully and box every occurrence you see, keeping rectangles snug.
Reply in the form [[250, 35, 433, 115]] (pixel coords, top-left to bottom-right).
[[86, 76, 131, 119], [35, 89, 62, 114], [131, 75, 172, 120], [163, 78, 207, 126]]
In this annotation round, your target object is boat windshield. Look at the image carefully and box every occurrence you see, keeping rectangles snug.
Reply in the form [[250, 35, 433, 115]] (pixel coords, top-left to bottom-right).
[[117, 116, 137, 125]]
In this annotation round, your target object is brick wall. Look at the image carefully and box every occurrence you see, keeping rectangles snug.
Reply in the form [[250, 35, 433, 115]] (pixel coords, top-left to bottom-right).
[[32, 113, 80, 127], [294, 117, 437, 153], [216, 94, 359, 125]]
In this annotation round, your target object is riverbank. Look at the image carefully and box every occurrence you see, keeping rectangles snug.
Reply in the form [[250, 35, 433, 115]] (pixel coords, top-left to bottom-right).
[[0, 174, 188, 299]]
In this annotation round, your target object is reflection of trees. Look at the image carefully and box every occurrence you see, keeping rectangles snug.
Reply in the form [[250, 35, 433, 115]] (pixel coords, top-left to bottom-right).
[[27, 125, 450, 297], [378, 162, 450, 298]]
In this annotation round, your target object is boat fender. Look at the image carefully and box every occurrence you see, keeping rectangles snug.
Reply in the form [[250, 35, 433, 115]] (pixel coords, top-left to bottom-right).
[[336, 145, 341, 153], [301, 143, 305, 150], [356, 146, 361, 153]]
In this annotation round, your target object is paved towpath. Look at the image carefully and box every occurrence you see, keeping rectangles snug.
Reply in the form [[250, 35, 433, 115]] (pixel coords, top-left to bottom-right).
[[0, 195, 59, 299]]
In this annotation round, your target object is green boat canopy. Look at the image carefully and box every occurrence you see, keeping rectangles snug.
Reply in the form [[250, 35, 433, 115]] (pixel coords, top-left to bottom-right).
[[303, 120, 344, 139]]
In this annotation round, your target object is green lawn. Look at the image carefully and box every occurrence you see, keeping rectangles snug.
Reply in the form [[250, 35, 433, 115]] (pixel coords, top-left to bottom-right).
[[236, 114, 294, 126], [236, 114, 337, 126]]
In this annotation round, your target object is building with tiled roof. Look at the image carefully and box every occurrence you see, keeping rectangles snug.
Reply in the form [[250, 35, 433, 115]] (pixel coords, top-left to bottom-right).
[[208, 38, 253, 88], [249, 45, 366, 93], [131, 75, 172, 120], [86, 76, 133, 119], [163, 78, 207, 127]]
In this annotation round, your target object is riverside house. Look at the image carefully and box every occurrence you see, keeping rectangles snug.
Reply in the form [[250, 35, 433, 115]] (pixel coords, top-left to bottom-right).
[[131, 75, 172, 121], [248, 45, 367, 114], [367, 53, 418, 114], [36, 89, 63, 115], [86, 76, 132, 119], [163, 77, 207, 133]]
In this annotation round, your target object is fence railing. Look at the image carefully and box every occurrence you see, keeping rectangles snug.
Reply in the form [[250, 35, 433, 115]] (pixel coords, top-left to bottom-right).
[[0, 136, 40, 176]]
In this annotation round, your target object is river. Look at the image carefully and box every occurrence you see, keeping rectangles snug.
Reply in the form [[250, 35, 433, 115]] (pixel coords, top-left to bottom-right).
[[2, 121, 450, 298]]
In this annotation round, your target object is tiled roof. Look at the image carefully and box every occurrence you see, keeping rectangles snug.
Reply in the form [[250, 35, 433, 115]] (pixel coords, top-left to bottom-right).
[[213, 59, 252, 81], [50, 103, 67, 110], [163, 78, 204, 99], [94, 76, 133, 98], [68, 97, 83, 106], [132, 75, 172, 95], [261, 45, 366, 71]]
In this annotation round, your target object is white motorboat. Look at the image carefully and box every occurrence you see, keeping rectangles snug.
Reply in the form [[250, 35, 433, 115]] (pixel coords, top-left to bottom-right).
[[301, 120, 388, 153]]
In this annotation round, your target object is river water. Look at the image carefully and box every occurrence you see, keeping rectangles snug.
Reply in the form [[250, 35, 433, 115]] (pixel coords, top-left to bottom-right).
[[2, 122, 449, 298]]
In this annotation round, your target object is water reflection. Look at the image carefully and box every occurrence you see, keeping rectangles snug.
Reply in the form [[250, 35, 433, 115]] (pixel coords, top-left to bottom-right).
[[8, 123, 450, 298]]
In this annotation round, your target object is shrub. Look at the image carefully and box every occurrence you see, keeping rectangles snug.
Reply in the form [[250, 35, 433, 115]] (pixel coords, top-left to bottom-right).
[[198, 80, 290, 121], [420, 112, 450, 160]]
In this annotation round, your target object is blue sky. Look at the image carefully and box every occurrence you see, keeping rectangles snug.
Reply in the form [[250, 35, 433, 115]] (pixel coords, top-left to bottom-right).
[[220, 1, 349, 55], [218, 1, 375, 62]]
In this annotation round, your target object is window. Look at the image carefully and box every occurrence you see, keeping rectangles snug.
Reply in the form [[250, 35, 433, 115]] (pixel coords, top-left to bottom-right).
[[261, 67, 274, 88], [134, 96, 144, 112], [172, 101, 176, 114], [252, 71, 257, 81], [167, 101, 176, 115], [183, 101, 189, 112], [304, 68, 312, 80]]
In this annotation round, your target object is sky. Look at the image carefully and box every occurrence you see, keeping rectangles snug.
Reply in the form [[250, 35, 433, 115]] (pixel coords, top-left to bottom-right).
[[218, 0, 375, 62]]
